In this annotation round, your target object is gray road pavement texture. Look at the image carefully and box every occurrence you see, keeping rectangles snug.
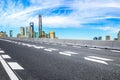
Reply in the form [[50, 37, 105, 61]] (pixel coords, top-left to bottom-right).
[[0, 38, 120, 80]]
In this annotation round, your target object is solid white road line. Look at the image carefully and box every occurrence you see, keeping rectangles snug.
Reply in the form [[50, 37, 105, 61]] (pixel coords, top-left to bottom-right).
[[84, 57, 108, 65], [2, 55, 11, 59], [89, 48, 101, 50], [0, 50, 5, 53], [0, 56, 19, 80], [59, 52, 71, 56], [88, 56, 113, 61], [8, 62, 24, 70], [110, 50, 120, 53]]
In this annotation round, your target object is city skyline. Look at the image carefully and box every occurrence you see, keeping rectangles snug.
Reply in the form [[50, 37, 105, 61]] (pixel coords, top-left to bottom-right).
[[0, 0, 120, 40]]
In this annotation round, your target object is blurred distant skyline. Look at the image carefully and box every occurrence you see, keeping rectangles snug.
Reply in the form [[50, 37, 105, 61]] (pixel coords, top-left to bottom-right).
[[0, 0, 120, 40]]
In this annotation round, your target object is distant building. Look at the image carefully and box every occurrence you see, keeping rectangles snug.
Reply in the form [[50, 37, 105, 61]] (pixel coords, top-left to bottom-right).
[[0, 31, 7, 38], [42, 31, 47, 38], [46, 34, 49, 38], [106, 35, 110, 40], [26, 25, 34, 38], [26, 26, 29, 38], [30, 22, 34, 38], [98, 36, 102, 40], [93, 37, 98, 40], [20, 27, 25, 37], [9, 30, 13, 37], [38, 14, 42, 38], [49, 31, 55, 39], [114, 38, 118, 40], [17, 33, 21, 38], [34, 32, 38, 38], [117, 30, 120, 41], [29, 26, 32, 38]]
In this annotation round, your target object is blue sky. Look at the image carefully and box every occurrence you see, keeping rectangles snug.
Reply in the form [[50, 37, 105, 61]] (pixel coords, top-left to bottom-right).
[[0, 0, 120, 40]]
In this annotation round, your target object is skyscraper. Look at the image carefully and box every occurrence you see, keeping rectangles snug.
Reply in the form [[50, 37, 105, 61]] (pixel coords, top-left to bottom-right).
[[26, 26, 29, 38], [9, 30, 13, 37], [38, 14, 42, 38], [20, 27, 25, 37], [29, 26, 32, 38], [30, 22, 34, 38]]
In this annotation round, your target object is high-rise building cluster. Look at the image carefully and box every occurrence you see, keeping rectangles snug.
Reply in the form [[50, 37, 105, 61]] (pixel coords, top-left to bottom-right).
[[93, 35, 111, 40], [93, 30, 120, 41], [16, 14, 57, 39]]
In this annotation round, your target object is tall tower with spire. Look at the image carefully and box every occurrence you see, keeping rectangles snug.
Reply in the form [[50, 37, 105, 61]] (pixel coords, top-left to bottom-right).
[[38, 14, 42, 38]]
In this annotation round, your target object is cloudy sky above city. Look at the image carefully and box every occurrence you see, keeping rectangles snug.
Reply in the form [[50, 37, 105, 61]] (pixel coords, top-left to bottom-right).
[[0, 0, 120, 39]]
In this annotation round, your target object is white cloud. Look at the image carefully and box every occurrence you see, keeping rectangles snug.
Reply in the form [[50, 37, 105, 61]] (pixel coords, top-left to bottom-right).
[[7, 7, 42, 18], [97, 26, 120, 33], [0, 0, 120, 29], [43, 16, 80, 27]]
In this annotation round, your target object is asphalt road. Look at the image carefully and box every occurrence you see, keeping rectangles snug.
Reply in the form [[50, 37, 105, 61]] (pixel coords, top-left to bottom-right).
[[0, 38, 120, 80]]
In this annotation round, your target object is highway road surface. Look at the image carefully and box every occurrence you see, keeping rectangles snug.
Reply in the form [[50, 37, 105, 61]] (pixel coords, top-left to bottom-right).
[[0, 38, 120, 80]]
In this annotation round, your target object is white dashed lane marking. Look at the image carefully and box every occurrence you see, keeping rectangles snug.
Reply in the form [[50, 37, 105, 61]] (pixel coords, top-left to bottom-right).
[[45, 43, 49, 44], [88, 56, 113, 61], [48, 48, 58, 51], [26, 44, 36, 47], [21, 43, 27, 46], [72, 46, 81, 48], [84, 57, 108, 65], [0, 56, 19, 80], [84, 56, 113, 65], [34, 46, 45, 49], [0, 50, 5, 53], [8, 62, 24, 70], [110, 50, 120, 53], [44, 49, 52, 52], [52, 44, 57, 45], [89, 48, 101, 50], [59, 52, 71, 56], [44, 48, 58, 52], [59, 51, 78, 56], [61, 45, 67, 46], [1, 55, 11, 59]]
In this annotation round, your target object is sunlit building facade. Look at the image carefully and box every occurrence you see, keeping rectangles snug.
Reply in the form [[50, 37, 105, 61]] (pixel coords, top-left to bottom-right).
[[0, 31, 7, 38], [26, 26, 29, 38], [30, 22, 34, 38], [20, 27, 25, 37], [106, 35, 110, 40], [49, 31, 55, 39]]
